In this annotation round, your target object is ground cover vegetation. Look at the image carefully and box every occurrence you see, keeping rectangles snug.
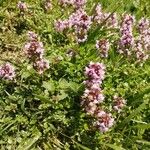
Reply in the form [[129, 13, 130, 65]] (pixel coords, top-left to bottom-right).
[[0, 0, 150, 149]]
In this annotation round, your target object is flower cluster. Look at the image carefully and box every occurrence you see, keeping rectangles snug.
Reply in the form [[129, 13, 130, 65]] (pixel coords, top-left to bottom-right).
[[24, 32, 44, 59], [81, 84, 104, 115], [55, 19, 71, 32], [59, 0, 86, 8], [118, 14, 135, 55], [106, 13, 118, 28], [0, 63, 15, 80], [24, 31, 49, 74], [55, 9, 92, 43], [113, 95, 126, 113], [84, 62, 105, 85], [134, 18, 150, 62], [17, 1, 27, 12], [96, 39, 110, 57], [94, 110, 114, 132], [43, 0, 52, 11], [33, 59, 49, 74], [81, 62, 115, 132], [94, 4, 103, 24], [94, 4, 118, 28]]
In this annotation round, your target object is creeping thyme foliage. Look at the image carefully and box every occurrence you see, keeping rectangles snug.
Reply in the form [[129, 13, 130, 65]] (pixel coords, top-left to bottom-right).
[[0, 0, 150, 149]]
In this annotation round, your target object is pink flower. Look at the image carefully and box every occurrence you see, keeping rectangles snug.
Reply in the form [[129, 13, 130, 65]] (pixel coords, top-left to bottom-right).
[[94, 111, 114, 132], [69, 9, 92, 30], [85, 62, 105, 81], [0, 63, 15, 80], [82, 85, 104, 104], [118, 14, 135, 55], [73, 0, 86, 8], [54, 19, 71, 32]]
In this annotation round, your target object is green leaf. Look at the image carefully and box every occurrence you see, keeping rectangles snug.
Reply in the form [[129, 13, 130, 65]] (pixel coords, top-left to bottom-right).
[[74, 141, 91, 150], [136, 140, 150, 146], [57, 90, 68, 101], [42, 81, 55, 92], [17, 129, 41, 150], [118, 99, 149, 127], [59, 79, 69, 89], [105, 144, 125, 150], [135, 124, 150, 129], [34, 94, 52, 104]]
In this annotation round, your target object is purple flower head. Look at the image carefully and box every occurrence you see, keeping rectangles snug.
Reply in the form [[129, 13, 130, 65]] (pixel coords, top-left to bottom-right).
[[94, 111, 114, 132], [85, 62, 105, 81], [82, 84, 105, 104], [0, 63, 15, 80], [134, 40, 149, 62], [118, 14, 135, 55], [69, 9, 92, 30]]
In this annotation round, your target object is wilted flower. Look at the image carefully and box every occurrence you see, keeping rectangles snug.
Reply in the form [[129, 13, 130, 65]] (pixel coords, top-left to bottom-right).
[[138, 18, 149, 34], [33, 59, 49, 74], [43, 0, 52, 11], [0, 63, 15, 80], [105, 13, 118, 28], [81, 101, 97, 115], [94, 4, 118, 29], [113, 95, 126, 113], [59, 0, 86, 8], [66, 49, 76, 58], [17, 1, 27, 12], [94, 3, 103, 24], [96, 39, 110, 57], [76, 31, 88, 43], [24, 41, 44, 59], [27, 31, 38, 41], [134, 41, 149, 62]]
